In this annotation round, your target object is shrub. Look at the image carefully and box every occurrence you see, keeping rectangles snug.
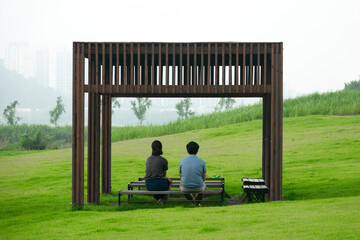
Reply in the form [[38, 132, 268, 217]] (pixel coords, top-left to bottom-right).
[[19, 130, 48, 150]]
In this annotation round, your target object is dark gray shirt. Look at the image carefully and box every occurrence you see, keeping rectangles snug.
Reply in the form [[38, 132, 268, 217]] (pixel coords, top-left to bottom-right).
[[144, 155, 168, 180]]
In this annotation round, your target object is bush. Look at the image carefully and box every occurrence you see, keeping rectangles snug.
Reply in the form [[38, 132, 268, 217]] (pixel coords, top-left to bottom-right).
[[344, 79, 360, 91], [19, 130, 48, 150]]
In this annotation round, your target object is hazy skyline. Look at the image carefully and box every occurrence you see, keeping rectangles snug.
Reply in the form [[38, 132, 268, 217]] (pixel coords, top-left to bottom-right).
[[1, 0, 359, 95]]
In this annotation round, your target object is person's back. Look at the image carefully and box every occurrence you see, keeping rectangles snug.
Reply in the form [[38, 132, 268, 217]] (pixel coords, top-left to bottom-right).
[[179, 155, 206, 189], [179, 141, 206, 205]]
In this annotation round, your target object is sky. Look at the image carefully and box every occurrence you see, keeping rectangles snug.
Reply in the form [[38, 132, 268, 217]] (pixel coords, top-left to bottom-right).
[[0, 0, 359, 95]]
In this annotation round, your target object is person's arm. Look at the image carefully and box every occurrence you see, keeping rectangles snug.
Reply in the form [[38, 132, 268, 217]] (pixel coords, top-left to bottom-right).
[[202, 172, 206, 181]]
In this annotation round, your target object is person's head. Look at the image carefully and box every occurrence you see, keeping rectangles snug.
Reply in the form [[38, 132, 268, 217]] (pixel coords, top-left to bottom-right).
[[186, 141, 199, 155], [151, 140, 163, 156]]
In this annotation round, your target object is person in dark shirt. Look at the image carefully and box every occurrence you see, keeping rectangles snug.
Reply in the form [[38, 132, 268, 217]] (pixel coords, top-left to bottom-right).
[[144, 140, 172, 202]]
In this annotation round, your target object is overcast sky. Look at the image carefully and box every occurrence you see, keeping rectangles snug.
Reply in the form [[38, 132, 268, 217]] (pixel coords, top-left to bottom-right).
[[1, 0, 359, 95]]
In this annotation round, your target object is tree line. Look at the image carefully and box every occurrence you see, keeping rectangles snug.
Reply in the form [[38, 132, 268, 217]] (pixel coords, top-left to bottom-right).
[[2, 97, 237, 127]]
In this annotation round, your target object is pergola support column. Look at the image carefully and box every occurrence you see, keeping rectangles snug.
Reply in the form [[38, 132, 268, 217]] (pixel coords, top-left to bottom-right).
[[262, 43, 283, 201], [87, 56, 100, 204], [72, 43, 85, 206], [102, 94, 112, 194]]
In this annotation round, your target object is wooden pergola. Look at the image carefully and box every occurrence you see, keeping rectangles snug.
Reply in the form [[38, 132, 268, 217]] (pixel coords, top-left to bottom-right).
[[72, 42, 283, 206]]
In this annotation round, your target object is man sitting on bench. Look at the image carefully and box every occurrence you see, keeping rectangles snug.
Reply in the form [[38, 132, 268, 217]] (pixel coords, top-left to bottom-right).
[[179, 141, 207, 206], [144, 140, 172, 203]]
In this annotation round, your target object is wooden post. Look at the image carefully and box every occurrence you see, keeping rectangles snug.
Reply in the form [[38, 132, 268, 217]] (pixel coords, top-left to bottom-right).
[[101, 57, 112, 194], [87, 49, 100, 204], [72, 43, 85, 206]]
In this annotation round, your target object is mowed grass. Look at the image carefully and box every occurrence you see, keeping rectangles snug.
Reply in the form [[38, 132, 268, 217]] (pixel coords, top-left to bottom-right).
[[0, 115, 359, 239]]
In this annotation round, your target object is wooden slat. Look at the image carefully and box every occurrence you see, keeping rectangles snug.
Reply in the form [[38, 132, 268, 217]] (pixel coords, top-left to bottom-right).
[[165, 43, 169, 92], [242, 43, 246, 93], [123, 43, 126, 86], [249, 43, 253, 92], [200, 43, 204, 89], [257, 43, 260, 87], [222, 43, 225, 92], [194, 43, 197, 86], [187, 43, 190, 88], [229, 43, 232, 93], [102, 43, 105, 93], [236, 43, 239, 88], [158, 43, 162, 87], [179, 43, 183, 88], [264, 44, 267, 86], [207, 43, 211, 87], [109, 43, 112, 94], [130, 43, 134, 86], [145, 44, 148, 87], [151, 44, 155, 92], [95, 43, 99, 92], [172, 44, 175, 87], [215, 43, 218, 89], [115, 44, 119, 90], [137, 44, 141, 86]]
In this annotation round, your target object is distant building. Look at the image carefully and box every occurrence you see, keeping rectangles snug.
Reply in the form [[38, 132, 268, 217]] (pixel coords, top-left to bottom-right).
[[4, 42, 36, 78], [56, 51, 72, 99], [36, 49, 49, 87]]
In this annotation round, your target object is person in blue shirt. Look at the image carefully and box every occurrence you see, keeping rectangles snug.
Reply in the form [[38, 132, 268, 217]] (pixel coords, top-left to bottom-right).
[[179, 141, 207, 205]]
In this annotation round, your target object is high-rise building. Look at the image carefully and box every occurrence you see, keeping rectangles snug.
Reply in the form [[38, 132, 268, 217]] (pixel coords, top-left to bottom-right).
[[56, 51, 72, 99], [36, 49, 49, 87], [4, 42, 36, 78]]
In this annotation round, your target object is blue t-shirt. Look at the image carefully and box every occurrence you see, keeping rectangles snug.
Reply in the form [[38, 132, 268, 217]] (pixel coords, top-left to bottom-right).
[[179, 155, 206, 189]]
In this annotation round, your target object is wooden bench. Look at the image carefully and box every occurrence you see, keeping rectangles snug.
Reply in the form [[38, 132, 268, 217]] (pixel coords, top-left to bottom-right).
[[118, 189, 224, 205], [242, 178, 269, 203], [119, 177, 224, 205], [129, 178, 224, 191]]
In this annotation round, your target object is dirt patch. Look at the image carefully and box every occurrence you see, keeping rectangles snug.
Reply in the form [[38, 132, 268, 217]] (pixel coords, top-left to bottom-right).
[[226, 197, 243, 205]]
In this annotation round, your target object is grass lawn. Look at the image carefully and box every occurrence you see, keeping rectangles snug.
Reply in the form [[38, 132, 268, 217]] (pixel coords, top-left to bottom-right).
[[0, 115, 359, 239]]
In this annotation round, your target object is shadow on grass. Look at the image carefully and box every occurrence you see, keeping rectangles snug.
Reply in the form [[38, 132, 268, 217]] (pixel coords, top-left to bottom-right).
[[71, 193, 226, 212]]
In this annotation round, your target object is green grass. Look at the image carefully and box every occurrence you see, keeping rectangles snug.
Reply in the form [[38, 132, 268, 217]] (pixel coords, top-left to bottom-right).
[[112, 90, 360, 142], [0, 115, 359, 239]]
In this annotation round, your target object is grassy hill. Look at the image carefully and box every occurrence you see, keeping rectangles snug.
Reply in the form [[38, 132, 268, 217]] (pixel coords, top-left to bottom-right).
[[1, 115, 359, 239]]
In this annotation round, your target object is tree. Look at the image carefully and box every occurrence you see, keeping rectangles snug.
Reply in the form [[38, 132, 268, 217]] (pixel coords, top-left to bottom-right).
[[344, 77, 360, 91], [112, 98, 121, 114], [214, 97, 236, 112], [3, 100, 20, 125], [131, 98, 152, 125], [49, 96, 65, 127], [175, 98, 195, 120]]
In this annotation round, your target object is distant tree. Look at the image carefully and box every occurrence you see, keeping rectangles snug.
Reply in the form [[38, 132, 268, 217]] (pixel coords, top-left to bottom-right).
[[344, 77, 360, 91], [112, 98, 121, 114], [49, 96, 65, 127], [3, 100, 20, 125], [131, 98, 152, 125], [214, 97, 236, 112], [175, 98, 195, 120]]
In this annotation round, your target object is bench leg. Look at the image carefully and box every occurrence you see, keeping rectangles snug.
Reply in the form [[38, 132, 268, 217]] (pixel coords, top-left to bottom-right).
[[118, 193, 121, 206]]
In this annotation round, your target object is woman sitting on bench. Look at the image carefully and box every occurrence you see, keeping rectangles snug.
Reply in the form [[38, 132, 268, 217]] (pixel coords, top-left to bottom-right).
[[144, 140, 172, 203]]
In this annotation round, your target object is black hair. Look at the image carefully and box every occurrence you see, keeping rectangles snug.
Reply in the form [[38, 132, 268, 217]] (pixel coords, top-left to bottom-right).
[[151, 140, 163, 156], [186, 141, 199, 155]]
